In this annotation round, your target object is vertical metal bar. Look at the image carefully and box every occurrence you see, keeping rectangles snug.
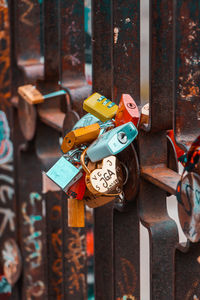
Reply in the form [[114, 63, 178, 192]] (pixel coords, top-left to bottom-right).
[[174, 1, 200, 298], [59, 0, 85, 85], [36, 123, 65, 300], [112, 0, 140, 105], [139, 131, 179, 300], [44, 0, 59, 81], [92, 0, 112, 98], [0, 2, 19, 299], [15, 0, 41, 65], [59, 0, 91, 117], [17, 144, 47, 300], [112, 0, 140, 299], [92, 0, 114, 299], [149, 0, 174, 131], [174, 0, 200, 148]]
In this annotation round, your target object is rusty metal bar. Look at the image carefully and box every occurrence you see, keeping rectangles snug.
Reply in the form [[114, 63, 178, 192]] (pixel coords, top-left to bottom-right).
[[174, 1, 200, 149], [148, 0, 174, 132], [174, 1, 200, 299], [112, 0, 140, 299], [59, 0, 91, 118]]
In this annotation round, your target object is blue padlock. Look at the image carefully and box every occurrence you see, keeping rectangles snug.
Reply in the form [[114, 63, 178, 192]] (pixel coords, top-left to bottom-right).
[[46, 157, 83, 192], [86, 122, 138, 162]]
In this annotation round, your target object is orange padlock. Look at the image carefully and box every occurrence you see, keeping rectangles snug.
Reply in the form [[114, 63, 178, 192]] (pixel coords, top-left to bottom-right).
[[61, 123, 101, 153], [115, 94, 139, 127]]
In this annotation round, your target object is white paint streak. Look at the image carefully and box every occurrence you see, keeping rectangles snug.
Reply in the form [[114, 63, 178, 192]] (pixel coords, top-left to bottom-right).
[[114, 27, 119, 44], [0, 208, 15, 236]]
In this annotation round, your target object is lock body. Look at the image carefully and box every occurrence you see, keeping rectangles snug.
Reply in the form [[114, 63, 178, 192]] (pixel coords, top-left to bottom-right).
[[115, 94, 139, 127], [18, 85, 44, 104], [67, 174, 86, 200], [18, 84, 67, 105], [68, 197, 85, 227], [81, 150, 123, 208], [73, 113, 101, 130], [87, 122, 138, 162], [46, 157, 82, 192], [61, 123, 101, 153], [88, 156, 123, 195], [83, 92, 118, 122]]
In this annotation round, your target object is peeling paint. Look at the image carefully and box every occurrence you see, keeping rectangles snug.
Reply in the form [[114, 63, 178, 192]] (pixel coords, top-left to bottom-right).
[[114, 27, 119, 44]]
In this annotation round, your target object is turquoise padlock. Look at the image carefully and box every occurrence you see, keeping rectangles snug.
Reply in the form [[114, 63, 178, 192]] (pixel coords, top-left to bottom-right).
[[86, 122, 138, 162], [46, 157, 82, 193]]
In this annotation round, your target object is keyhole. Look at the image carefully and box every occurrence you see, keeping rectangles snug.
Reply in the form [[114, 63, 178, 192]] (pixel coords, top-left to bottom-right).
[[117, 131, 128, 144], [127, 102, 136, 109]]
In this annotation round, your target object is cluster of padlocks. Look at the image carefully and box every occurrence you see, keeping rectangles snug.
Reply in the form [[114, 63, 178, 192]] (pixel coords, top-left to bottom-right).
[[45, 93, 147, 227]]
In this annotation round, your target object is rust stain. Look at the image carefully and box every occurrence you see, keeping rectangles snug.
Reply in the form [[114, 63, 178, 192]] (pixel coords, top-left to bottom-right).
[[117, 258, 137, 298], [20, 0, 34, 26], [0, 2, 11, 111], [65, 229, 86, 295]]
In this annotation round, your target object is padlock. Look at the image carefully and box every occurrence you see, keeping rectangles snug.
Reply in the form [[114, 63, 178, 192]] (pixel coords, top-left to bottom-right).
[[46, 156, 83, 193], [81, 149, 123, 208], [72, 113, 101, 130], [67, 173, 86, 200], [18, 84, 66, 105], [61, 123, 101, 153], [115, 94, 140, 127], [72, 113, 115, 134], [68, 197, 85, 227], [139, 102, 149, 126], [83, 92, 118, 122], [67, 174, 86, 227], [86, 122, 138, 162]]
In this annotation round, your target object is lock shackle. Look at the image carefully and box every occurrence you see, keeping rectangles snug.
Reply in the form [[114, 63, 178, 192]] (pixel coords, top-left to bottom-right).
[[80, 148, 91, 175]]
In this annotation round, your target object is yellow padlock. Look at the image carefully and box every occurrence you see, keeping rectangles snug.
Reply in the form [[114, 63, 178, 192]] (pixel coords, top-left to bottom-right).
[[83, 92, 118, 122], [18, 85, 44, 104], [61, 123, 101, 153]]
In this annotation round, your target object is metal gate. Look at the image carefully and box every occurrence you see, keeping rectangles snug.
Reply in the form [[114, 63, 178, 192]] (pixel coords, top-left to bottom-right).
[[0, 0, 200, 299]]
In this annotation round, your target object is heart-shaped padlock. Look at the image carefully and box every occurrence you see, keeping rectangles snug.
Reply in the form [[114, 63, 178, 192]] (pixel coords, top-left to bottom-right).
[[80, 148, 123, 208]]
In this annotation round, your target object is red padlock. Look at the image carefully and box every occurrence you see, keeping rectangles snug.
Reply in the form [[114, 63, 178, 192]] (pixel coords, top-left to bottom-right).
[[167, 130, 185, 160], [115, 94, 140, 127], [67, 172, 86, 227], [67, 172, 86, 200]]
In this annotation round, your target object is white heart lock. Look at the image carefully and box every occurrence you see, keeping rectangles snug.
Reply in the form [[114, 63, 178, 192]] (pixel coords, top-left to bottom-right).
[[90, 156, 123, 194]]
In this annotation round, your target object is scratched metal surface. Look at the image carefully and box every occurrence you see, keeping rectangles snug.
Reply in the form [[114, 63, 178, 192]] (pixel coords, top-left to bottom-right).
[[112, 1, 140, 299], [92, 1, 114, 299], [174, 1, 200, 149], [36, 123, 65, 300], [0, 2, 19, 299], [15, 0, 41, 64], [139, 131, 179, 300], [112, 0, 140, 105], [149, 0, 174, 132], [174, 1, 200, 299]]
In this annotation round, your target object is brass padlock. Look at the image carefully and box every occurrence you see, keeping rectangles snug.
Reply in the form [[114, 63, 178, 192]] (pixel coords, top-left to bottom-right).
[[80, 149, 123, 208], [61, 123, 101, 153], [18, 84, 66, 105]]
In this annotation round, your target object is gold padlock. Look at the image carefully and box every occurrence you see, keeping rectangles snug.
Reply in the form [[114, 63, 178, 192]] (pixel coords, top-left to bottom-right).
[[80, 149, 123, 208], [18, 85, 44, 104], [61, 123, 101, 153]]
